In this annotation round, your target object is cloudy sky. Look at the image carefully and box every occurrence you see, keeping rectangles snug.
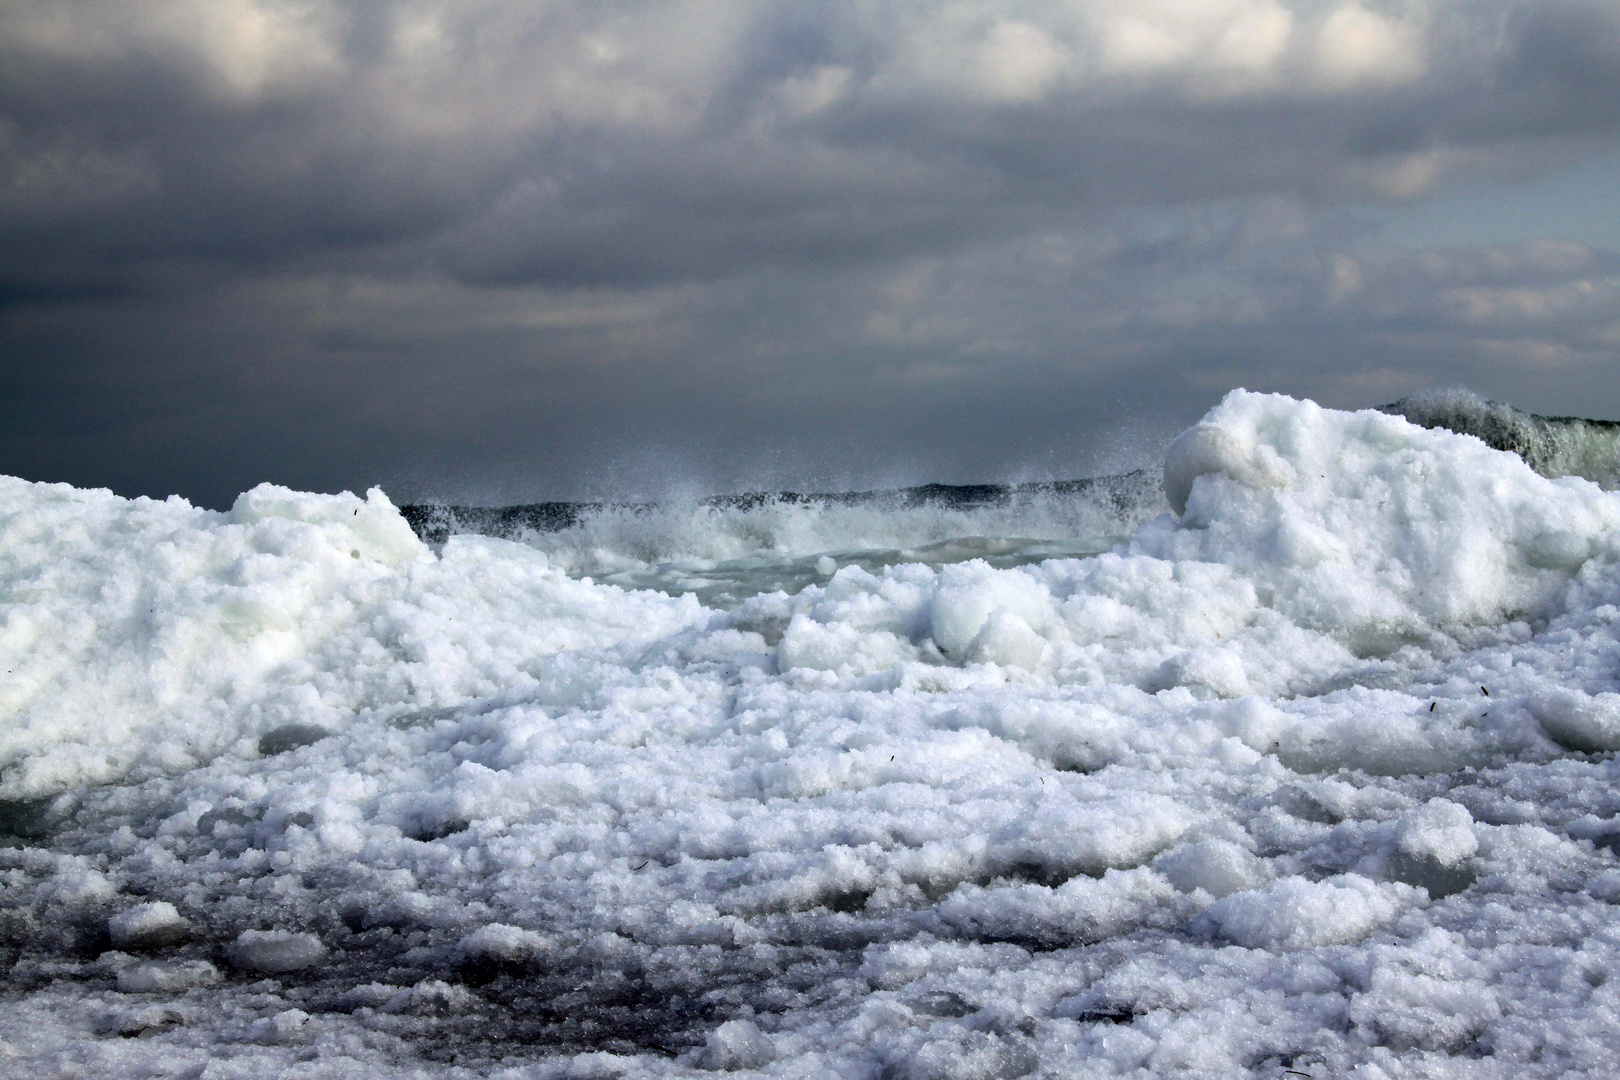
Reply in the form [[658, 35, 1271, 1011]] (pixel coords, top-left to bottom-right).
[[3, 0, 1619, 507]]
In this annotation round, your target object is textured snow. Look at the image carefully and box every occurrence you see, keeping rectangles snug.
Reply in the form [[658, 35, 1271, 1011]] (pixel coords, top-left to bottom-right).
[[3, 390, 1620, 1076]]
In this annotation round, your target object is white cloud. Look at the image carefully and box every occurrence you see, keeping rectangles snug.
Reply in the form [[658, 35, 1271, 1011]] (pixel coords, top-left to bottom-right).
[[976, 20, 1068, 103], [1094, 0, 1295, 91], [1, 0, 347, 98], [769, 65, 853, 120], [1311, 2, 1426, 91], [1327, 253, 1364, 302]]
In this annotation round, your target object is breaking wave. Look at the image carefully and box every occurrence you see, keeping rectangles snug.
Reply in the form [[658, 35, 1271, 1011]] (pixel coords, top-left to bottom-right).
[[1384, 387, 1620, 488], [400, 473, 1164, 608]]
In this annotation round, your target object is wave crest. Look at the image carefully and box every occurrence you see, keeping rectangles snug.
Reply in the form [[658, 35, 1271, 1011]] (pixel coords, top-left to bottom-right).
[[1384, 389, 1620, 488]]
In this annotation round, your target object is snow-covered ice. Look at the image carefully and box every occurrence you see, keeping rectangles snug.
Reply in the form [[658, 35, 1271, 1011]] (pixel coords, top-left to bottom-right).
[[4, 390, 1620, 1076]]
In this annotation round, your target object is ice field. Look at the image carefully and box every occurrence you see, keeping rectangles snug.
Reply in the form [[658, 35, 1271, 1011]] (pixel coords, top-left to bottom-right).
[[5, 390, 1620, 1077]]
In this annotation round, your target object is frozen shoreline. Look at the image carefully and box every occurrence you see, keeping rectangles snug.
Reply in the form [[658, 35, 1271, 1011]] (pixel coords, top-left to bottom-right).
[[4, 391, 1620, 1077]]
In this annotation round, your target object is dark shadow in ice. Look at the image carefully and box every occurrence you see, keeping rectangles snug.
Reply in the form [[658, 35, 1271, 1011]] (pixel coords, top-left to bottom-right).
[[909, 991, 976, 1018], [822, 887, 877, 914], [0, 793, 80, 842], [409, 942, 862, 1062], [407, 818, 470, 842], [1385, 851, 1479, 900], [1269, 786, 1345, 825], [1069, 1004, 1140, 1025], [1301, 659, 1422, 696], [257, 724, 333, 756], [196, 804, 259, 836]]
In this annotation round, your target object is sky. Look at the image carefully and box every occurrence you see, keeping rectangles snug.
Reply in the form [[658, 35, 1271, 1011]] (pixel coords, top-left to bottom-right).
[[3, 0, 1620, 508]]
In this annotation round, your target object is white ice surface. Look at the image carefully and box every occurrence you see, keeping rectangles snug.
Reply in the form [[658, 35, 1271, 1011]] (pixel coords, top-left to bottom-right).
[[3, 391, 1620, 1076]]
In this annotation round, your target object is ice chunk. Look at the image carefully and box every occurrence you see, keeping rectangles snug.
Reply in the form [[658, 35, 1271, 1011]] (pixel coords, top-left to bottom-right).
[[94, 1006, 185, 1038], [456, 922, 552, 984], [248, 1008, 310, 1045], [928, 562, 1053, 660], [1388, 799, 1480, 899], [1155, 840, 1269, 898], [1347, 931, 1501, 1053], [226, 484, 423, 567], [1203, 874, 1420, 950], [881, 1031, 1039, 1080], [1350, 967, 1501, 1052], [228, 930, 326, 973], [457, 922, 551, 963], [382, 979, 478, 1016], [1589, 870, 1620, 903], [1163, 420, 1295, 515], [965, 610, 1049, 671], [1395, 799, 1478, 867], [40, 867, 114, 904], [116, 960, 220, 993], [776, 614, 916, 675], [700, 1018, 773, 1070], [935, 868, 1176, 948], [107, 901, 188, 950], [1529, 688, 1620, 752]]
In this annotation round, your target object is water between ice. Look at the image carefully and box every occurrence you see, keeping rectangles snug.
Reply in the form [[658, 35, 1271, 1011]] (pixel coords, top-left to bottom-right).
[[4, 391, 1620, 1078]]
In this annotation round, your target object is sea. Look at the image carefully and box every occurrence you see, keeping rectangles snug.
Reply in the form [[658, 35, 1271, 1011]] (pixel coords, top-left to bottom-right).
[[3, 389, 1620, 1078]]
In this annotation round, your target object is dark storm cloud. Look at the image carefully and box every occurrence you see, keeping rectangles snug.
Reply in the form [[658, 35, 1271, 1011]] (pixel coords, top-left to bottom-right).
[[3, 0, 1620, 505], [8, 0, 1620, 286]]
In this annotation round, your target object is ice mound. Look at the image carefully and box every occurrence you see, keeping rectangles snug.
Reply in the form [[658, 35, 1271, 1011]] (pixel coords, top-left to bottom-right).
[[1156, 391, 1619, 630], [0, 479, 705, 798], [1201, 874, 1422, 950], [762, 390, 1620, 700], [4, 391, 1620, 1077], [9, 391, 1611, 800]]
